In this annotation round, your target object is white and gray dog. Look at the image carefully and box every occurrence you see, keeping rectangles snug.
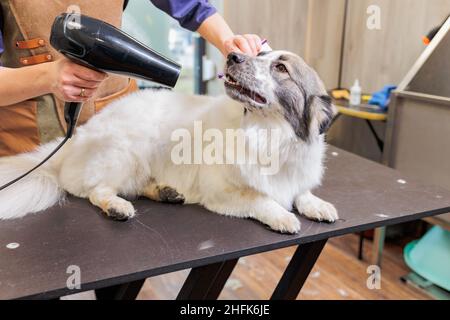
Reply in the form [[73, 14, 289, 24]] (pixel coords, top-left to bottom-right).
[[0, 51, 338, 233]]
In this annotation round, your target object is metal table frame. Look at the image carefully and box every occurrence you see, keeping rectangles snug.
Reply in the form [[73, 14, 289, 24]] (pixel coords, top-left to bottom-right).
[[93, 240, 328, 300]]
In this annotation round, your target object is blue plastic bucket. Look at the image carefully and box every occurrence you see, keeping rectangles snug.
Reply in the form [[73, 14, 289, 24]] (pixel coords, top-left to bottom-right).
[[404, 226, 450, 291]]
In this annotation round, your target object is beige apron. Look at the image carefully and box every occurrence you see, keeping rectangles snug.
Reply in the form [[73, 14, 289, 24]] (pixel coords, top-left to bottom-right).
[[0, 0, 137, 156]]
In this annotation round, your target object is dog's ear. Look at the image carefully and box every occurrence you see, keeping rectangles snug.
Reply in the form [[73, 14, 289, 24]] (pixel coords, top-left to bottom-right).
[[277, 87, 311, 141], [278, 93, 336, 140], [313, 95, 337, 135]]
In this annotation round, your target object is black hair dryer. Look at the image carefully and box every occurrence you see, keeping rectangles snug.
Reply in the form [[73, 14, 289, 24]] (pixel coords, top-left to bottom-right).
[[50, 13, 181, 137]]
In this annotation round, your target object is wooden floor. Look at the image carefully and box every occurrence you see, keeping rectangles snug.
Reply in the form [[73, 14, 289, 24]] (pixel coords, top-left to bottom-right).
[[136, 234, 430, 300]]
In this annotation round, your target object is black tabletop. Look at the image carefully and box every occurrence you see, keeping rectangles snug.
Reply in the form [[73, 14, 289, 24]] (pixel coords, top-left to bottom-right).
[[0, 147, 449, 300]]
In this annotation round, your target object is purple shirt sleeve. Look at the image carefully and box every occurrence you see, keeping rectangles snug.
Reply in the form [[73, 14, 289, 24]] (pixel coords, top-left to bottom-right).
[[0, 6, 4, 65], [150, 0, 216, 31], [0, 32, 4, 66]]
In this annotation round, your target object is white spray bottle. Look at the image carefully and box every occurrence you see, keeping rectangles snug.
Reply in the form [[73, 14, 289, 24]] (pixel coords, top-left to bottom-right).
[[350, 79, 362, 106]]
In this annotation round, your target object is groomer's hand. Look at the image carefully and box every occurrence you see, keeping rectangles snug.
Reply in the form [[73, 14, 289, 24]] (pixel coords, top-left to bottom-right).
[[197, 13, 263, 57], [223, 34, 262, 56], [47, 58, 107, 102]]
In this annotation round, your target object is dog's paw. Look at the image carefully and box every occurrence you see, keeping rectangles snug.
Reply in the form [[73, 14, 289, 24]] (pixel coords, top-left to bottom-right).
[[267, 212, 301, 234], [158, 186, 185, 204], [142, 183, 185, 204], [106, 199, 136, 221], [296, 193, 338, 223]]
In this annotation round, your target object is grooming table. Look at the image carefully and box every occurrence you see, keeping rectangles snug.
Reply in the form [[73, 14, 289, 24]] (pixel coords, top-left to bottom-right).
[[0, 146, 449, 300]]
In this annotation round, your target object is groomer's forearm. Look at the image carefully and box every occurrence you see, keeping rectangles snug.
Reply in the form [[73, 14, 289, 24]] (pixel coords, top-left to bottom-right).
[[197, 12, 234, 56], [0, 64, 51, 106]]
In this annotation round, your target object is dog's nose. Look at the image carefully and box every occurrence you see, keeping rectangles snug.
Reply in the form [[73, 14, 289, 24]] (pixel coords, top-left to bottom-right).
[[227, 52, 246, 64]]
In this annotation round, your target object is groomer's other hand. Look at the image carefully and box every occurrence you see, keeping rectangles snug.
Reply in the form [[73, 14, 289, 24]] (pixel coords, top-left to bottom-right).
[[223, 34, 262, 56], [48, 58, 107, 102]]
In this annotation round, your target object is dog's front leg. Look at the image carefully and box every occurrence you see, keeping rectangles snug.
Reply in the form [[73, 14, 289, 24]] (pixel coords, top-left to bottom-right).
[[204, 188, 301, 234], [88, 186, 136, 221], [294, 191, 338, 223]]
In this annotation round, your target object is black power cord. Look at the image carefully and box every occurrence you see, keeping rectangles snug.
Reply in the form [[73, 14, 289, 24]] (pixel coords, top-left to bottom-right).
[[0, 135, 69, 191], [0, 102, 81, 192]]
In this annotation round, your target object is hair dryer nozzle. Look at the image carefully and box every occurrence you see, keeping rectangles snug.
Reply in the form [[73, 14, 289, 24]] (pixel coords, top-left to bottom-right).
[[50, 13, 181, 88]]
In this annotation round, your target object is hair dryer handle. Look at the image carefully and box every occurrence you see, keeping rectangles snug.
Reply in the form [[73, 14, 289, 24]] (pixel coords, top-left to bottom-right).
[[64, 102, 83, 138]]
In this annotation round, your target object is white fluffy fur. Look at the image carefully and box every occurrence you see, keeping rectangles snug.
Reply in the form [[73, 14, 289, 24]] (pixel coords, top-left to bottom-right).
[[0, 90, 337, 232], [0, 52, 338, 233], [0, 140, 65, 219]]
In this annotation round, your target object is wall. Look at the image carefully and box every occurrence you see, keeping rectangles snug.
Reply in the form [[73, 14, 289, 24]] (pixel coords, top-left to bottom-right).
[[223, 0, 345, 89], [334, 0, 450, 161], [218, 0, 450, 161], [222, 0, 450, 92], [341, 0, 450, 93]]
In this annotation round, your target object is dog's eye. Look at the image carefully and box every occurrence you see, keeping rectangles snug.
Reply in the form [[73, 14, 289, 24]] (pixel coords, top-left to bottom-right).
[[275, 63, 288, 73]]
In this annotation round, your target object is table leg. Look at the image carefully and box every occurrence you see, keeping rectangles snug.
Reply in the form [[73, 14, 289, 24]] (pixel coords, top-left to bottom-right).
[[271, 239, 327, 300], [95, 279, 146, 300], [365, 119, 384, 152], [371, 227, 386, 267], [358, 232, 365, 260], [177, 259, 238, 300]]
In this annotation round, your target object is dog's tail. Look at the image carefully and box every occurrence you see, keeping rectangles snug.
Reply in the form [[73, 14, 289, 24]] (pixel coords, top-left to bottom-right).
[[0, 139, 68, 220]]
